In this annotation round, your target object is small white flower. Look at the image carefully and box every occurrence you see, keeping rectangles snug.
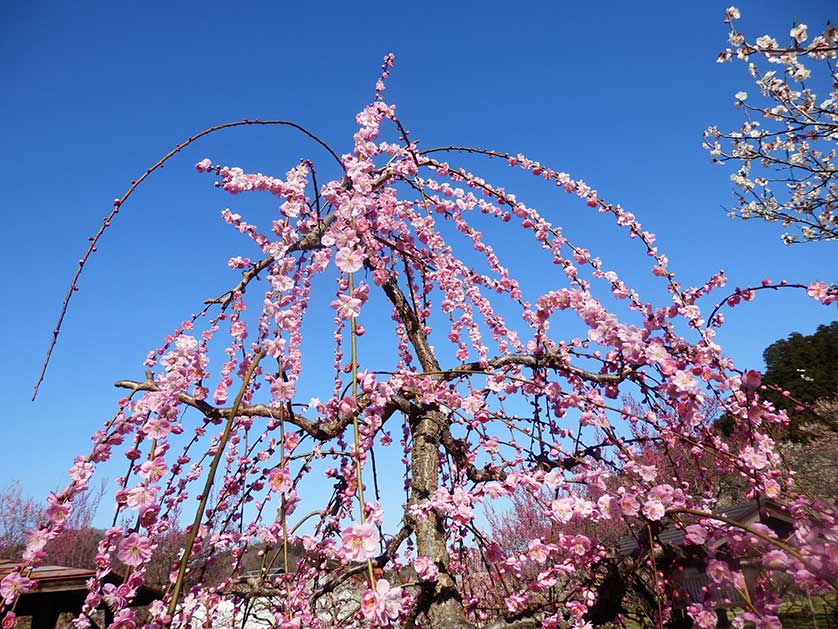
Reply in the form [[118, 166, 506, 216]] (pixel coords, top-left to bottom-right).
[[790, 24, 808, 44], [755, 35, 778, 49], [735, 91, 748, 101]]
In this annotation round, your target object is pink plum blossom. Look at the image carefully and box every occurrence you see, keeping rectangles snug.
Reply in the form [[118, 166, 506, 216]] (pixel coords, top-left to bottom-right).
[[360, 579, 403, 626], [642, 498, 666, 521], [807, 282, 836, 304], [331, 294, 363, 319], [551, 496, 575, 523], [741, 369, 762, 388], [116, 533, 153, 567], [619, 493, 640, 517], [195, 158, 212, 172], [0, 573, 34, 605], [340, 522, 378, 562], [268, 467, 292, 494], [684, 524, 708, 545], [415, 556, 440, 580], [335, 246, 365, 273], [706, 559, 731, 584]]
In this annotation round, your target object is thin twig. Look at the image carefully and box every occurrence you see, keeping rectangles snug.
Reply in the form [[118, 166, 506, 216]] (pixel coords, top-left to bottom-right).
[[33, 118, 342, 400]]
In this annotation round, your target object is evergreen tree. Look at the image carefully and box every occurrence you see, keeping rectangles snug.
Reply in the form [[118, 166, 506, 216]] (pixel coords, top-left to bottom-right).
[[763, 321, 838, 438]]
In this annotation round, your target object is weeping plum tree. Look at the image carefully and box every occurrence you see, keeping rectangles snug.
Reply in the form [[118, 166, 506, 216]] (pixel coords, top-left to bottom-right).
[[4, 10, 838, 629]]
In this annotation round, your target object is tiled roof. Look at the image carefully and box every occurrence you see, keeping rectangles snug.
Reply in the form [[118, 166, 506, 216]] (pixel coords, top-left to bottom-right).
[[617, 499, 789, 556]]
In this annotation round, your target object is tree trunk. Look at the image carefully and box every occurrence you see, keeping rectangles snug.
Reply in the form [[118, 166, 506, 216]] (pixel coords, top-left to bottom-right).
[[381, 276, 473, 627], [408, 408, 473, 629]]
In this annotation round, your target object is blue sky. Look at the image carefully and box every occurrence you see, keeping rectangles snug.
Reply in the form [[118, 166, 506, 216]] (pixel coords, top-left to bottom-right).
[[1, 0, 835, 522]]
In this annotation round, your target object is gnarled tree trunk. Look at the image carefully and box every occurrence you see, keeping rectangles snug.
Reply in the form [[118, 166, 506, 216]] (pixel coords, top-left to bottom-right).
[[408, 408, 473, 628]]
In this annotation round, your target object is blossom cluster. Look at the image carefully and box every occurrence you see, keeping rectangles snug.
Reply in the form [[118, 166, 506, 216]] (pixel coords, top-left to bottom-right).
[[706, 7, 838, 243]]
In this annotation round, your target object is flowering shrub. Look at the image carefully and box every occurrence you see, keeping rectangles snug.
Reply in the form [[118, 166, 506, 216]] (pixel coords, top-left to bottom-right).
[[5, 11, 838, 629]]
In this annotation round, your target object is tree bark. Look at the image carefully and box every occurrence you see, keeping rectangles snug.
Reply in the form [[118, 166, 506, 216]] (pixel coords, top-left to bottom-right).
[[408, 408, 474, 628], [381, 275, 473, 627]]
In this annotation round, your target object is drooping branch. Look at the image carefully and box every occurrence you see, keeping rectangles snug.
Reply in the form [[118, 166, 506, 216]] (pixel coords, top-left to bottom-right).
[[205, 212, 340, 307], [34, 119, 344, 401], [113, 378, 413, 441], [167, 350, 265, 615], [379, 273, 440, 373]]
